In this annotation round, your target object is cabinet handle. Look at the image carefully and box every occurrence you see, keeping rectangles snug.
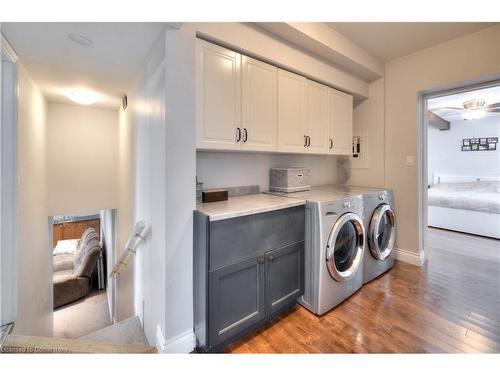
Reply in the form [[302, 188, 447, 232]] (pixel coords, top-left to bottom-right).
[[236, 127, 241, 142], [329, 138, 333, 149], [304, 135, 307, 147], [268, 256, 274, 262], [307, 136, 311, 147], [257, 258, 264, 264], [243, 128, 248, 143]]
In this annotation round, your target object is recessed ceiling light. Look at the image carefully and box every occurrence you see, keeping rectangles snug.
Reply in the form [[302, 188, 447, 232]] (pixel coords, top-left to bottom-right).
[[61, 88, 100, 105], [68, 33, 93, 46]]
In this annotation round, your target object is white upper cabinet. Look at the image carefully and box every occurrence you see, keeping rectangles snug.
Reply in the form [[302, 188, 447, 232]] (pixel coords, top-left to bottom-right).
[[304, 80, 329, 154], [196, 39, 241, 150], [328, 88, 353, 155], [277, 69, 306, 153], [241, 56, 277, 152], [195, 39, 354, 156]]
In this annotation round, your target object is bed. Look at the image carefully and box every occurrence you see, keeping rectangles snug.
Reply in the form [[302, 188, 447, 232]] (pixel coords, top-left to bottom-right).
[[428, 174, 500, 239]]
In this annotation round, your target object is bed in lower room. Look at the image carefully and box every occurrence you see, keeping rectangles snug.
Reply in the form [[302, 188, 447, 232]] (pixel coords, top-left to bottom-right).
[[428, 174, 500, 239]]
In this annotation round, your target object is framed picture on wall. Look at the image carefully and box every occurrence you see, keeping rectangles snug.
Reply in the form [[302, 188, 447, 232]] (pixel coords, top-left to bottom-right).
[[461, 146, 472, 151], [488, 143, 497, 150], [463, 139, 470, 146], [471, 144, 479, 151]]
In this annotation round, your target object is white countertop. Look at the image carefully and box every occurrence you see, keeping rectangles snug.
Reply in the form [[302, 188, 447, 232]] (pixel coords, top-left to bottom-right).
[[196, 193, 305, 221]]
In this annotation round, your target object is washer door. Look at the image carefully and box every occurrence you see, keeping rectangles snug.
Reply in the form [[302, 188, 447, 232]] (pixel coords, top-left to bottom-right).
[[368, 204, 396, 261], [326, 212, 365, 282]]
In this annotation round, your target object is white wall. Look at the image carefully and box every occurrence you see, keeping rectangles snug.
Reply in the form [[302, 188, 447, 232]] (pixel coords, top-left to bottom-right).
[[47, 102, 118, 216], [197, 152, 343, 191], [348, 78, 385, 188], [117, 29, 169, 346], [428, 116, 500, 182], [115, 101, 135, 323], [384, 25, 500, 258], [14, 64, 52, 336]]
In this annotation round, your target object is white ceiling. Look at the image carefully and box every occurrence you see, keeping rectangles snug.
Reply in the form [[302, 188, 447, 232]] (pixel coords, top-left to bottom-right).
[[2, 23, 164, 109], [327, 22, 497, 62], [428, 85, 500, 122]]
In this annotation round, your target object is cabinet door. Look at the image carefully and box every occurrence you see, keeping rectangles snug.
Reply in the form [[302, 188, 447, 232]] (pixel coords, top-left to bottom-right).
[[277, 69, 306, 153], [329, 88, 353, 155], [304, 80, 329, 154], [196, 39, 241, 151], [208, 256, 265, 348], [241, 56, 277, 152], [266, 242, 304, 315], [53, 224, 63, 247]]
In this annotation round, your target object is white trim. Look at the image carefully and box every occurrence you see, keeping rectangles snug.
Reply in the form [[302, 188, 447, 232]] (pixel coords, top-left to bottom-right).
[[393, 248, 425, 267], [0, 33, 18, 326], [1, 34, 18, 63], [156, 326, 195, 354]]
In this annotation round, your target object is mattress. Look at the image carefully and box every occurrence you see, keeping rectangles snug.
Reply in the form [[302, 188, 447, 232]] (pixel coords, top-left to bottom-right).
[[428, 181, 500, 214]]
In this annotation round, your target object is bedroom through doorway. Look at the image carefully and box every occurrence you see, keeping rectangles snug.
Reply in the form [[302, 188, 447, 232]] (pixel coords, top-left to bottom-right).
[[424, 82, 500, 290], [422, 82, 500, 328]]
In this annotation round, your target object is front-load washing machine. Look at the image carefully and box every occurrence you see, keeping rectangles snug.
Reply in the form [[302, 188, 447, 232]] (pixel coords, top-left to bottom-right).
[[316, 185, 397, 284], [266, 189, 365, 315]]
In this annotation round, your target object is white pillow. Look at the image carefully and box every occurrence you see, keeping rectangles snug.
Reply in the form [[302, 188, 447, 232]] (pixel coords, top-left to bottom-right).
[[53, 239, 79, 256]]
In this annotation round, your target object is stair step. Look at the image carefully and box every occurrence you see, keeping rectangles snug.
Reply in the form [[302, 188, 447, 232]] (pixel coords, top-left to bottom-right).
[[2, 334, 156, 354], [79, 316, 149, 347]]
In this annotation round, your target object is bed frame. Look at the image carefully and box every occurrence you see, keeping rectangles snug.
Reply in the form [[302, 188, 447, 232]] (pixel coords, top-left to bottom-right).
[[428, 174, 500, 239]]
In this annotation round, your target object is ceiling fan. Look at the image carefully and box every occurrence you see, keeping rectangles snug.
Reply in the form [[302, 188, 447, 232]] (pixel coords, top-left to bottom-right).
[[432, 99, 500, 120]]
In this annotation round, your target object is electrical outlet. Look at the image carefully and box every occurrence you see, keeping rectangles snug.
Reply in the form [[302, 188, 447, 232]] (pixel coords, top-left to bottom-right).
[[406, 155, 415, 167]]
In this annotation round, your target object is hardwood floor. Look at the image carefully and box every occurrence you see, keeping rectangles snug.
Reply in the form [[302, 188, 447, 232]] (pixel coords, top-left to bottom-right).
[[226, 228, 500, 353]]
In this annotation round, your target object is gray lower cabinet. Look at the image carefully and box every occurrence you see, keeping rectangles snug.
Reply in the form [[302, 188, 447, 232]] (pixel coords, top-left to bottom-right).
[[266, 243, 304, 315], [194, 205, 305, 351], [208, 256, 265, 347]]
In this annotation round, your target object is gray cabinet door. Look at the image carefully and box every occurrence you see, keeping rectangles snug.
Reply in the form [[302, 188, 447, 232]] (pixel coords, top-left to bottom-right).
[[208, 256, 265, 347], [266, 242, 304, 315]]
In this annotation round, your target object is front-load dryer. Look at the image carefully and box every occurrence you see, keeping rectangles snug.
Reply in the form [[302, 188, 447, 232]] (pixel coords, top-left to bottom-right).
[[316, 185, 397, 284], [265, 189, 365, 315]]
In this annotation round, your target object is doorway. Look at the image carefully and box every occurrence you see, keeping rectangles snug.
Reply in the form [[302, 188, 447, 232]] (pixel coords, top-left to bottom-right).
[[51, 209, 116, 338], [1, 34, 18, 329], [419, 81, 500, 334]]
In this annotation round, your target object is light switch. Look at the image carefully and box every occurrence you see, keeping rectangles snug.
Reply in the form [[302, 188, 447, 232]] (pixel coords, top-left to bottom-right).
[[406, 155, 415, 167]]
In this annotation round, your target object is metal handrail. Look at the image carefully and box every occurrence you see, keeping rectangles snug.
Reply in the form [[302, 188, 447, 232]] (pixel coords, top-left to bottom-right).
[[110, 221, 148, 278]]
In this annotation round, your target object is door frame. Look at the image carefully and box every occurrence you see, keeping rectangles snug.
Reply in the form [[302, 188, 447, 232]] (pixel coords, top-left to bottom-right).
[[417, 76, 500, 264], [0, 33, 18, 326]]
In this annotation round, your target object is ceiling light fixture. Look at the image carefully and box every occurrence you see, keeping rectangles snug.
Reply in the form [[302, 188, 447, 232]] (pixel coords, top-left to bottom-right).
[[61, 88, 100, 105], [462, 109, 487, 121], [67, 33, 93, 46]]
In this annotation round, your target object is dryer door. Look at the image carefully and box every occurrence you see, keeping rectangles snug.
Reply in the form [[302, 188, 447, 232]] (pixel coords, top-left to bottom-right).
[[326, 212, 365, 282], [368, 204, 396, 261]]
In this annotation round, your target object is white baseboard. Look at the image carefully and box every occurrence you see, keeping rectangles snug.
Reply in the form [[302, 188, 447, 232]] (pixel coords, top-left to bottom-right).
[[156, 325, 195, 353], [393, 248, 425, 267]]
